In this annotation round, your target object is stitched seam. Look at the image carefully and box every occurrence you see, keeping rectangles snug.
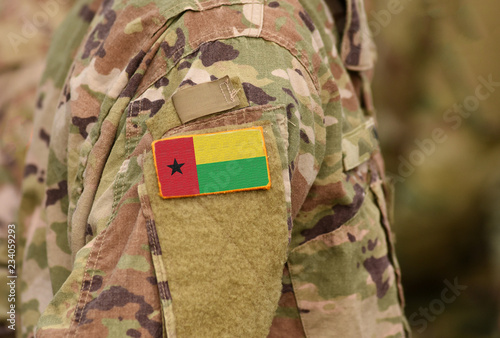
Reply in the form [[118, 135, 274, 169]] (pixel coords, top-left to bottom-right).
[[342, 117, 375, 138], [224, 81, 235, 102], [67, 247, 95, 337], [145, 219, 165, 300], [141, 195, 166, 300], [74, 227, 108, 337], [142, 28, 239, 96], [165, 105, 283, 135], [135, 5, 254, 98], [142, 32, 320, 100], [229, 86, 241, 100], [261, 31, 320, 92], [142, 189, 176, 334], [285, 262, 308, 337], [158, 0, 262, 26], [219, 81, 231, 103], [250, 2, 255, 36], [157, 255, 170, 301], [132, 1, 323, 100], [111, 173, 120, 215], [257, 2, 264, 37], [68, 227, 107, 337], [139, 179, 172, 316], [108, 157, 129, 233], [112, 166, 122, 214], [117, 163, 126, 214]]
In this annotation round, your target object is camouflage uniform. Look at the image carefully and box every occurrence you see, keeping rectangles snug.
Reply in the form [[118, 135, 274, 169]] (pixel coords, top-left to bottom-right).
[[0, 1, 71, 335], [19, 0, 409, 336]]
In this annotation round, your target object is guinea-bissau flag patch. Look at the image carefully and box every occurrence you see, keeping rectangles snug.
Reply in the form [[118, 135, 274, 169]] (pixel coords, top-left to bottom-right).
[[152, 127, 271, 198]]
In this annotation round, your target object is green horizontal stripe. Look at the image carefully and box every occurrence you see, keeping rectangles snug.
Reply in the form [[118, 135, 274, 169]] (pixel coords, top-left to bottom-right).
[[197, 156, 269, 194]]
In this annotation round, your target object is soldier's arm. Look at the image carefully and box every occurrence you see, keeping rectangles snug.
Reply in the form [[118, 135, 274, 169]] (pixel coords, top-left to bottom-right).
[[21, 1, 408, 336], [26, 5, 325, 337]]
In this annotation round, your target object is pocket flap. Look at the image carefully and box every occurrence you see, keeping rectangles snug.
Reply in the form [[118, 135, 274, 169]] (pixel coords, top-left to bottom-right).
[[342, 117, 378, 171], [142, 117, 289, 337]]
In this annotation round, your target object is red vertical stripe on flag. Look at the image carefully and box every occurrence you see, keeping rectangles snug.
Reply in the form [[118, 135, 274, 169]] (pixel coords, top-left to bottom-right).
[[153, 137, 199, 198]]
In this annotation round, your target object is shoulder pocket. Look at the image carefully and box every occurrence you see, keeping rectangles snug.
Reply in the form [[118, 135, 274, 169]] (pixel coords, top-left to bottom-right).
[[138, 102, 292, 338]]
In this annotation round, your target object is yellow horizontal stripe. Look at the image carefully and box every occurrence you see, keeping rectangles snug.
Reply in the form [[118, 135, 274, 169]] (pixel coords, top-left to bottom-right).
[[193, 127, 266, 165]]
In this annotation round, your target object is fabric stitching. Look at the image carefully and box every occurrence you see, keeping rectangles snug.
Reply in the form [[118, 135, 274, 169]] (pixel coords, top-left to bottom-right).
[[141, 179, 177, 335], [74, 228, 108, 337], [138, 172, 175, 334], [139, 29, 320, 102], [165, 105, 283, 136], [261, 31, 320, 91], [257, 2, 264, 37], [159, 0, 262, 25], [287, 261, 311, 337], [139, 167, 168, 305], [250, 3, 255, 36], [145, 218, 165, 300], [229, 86, 241, 100], [143, 28, 238, 94], [67, 246, 96, 337], [219, 81, 231, 103], [68, 228, 108, 337], [153, 126, 271, 199]]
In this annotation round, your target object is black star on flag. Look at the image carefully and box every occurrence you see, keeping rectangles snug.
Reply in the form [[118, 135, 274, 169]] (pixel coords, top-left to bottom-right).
[[167, 158, 185, 175]]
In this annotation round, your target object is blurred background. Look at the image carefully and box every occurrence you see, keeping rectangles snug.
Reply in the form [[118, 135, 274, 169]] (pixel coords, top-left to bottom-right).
[[0, 1, 73, 336], [0, 0, 499, 337], [371, 0, 500, 337]]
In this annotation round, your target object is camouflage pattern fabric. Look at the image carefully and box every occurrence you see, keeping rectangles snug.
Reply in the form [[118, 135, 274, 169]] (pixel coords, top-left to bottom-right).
[[18, 0, 409, 336], [0, 1, 72, 335]]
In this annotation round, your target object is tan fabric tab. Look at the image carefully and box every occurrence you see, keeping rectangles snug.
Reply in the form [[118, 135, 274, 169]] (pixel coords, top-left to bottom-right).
[[172, 76, 242, 124], [230, 76, 249, 109]]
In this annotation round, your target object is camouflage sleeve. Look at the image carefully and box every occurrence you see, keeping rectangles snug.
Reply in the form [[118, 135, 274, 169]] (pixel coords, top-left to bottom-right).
[[31, 29, 324, 338], [19, 0, 409, 337], [137, 37, 327, 338]]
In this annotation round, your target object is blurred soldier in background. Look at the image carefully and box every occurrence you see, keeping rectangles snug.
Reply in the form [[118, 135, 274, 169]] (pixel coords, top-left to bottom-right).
[[372, 0, 500, 336], [0, 1, 72, 335]]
